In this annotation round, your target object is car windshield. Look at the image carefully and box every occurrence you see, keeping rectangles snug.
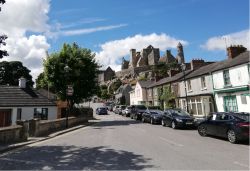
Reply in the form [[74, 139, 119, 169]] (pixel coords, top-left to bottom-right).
[[100, 107, 106, 110], [235, 113, 250, 121], [171, 109, 190, 116], [121, 106, 126, 109], [137, 105, 147, 110], [127, 107, 132, 109]]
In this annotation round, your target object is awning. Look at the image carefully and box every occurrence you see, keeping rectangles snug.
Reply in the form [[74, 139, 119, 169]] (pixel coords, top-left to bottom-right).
[[214, 86, 249, 94]]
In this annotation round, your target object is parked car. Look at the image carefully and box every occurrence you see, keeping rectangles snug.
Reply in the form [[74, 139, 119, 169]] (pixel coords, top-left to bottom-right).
[[113, 105, 119, 114], [104, 102, 114, 111], [96, 107, 108, 115], [118, 105, 126, 115], [130, 105, 147, 120], [142, 109, 164, 124], [122, 106, 132, 117], [162, 108, 195, 129], [197, 112, 250, 144]]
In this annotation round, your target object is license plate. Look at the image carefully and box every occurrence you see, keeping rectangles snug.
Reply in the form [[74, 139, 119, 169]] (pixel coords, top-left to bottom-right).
[[186, 122, 193, 125]]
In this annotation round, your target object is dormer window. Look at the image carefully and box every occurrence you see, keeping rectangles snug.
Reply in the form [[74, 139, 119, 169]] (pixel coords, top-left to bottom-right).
[[201, 76, 206, 89]]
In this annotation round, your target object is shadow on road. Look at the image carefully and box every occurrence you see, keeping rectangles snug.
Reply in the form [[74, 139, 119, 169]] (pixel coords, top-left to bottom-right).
[[0, 145, 154, 170], [90, 120, 142, 128]]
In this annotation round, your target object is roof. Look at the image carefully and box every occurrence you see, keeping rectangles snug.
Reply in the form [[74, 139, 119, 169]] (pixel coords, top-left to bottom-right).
[[186, 51, 250, 79], [138, 80, 155, 88], [147, 70, 193, 88], [0, 86, 57, 107]]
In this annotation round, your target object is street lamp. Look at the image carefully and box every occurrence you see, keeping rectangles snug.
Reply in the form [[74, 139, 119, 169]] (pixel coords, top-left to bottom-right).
[[181, 63, 189, 113], [64, 65, 71, 128]]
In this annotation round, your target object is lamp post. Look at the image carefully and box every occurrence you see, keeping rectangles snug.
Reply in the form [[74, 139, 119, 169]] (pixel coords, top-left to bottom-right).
[[64, 65, 71, 128], [181, 63, 189, 113]]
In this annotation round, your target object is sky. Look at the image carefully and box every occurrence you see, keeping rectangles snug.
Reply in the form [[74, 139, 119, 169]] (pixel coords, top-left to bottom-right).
[[0, 0, 249, 81]]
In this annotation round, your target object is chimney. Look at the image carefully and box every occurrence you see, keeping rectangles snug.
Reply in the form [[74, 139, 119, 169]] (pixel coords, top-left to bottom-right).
[[19, 77, 26, 88], [191, 59, 205, 70], [168, 69, 180, 77], [227, 45, 247, 59]]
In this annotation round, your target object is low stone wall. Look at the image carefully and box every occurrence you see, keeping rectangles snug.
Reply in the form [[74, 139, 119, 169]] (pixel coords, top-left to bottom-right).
[[0, 125, 23, 143], [30, 116, 88, 137]]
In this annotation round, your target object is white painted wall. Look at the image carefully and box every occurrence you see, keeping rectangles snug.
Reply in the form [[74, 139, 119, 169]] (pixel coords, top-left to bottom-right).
[[179, 75, 213, 97], [0, 106, 57, 126], [129, 82, 148, 105], [213, 64, 250, 89], [215, 92, 250, 113]]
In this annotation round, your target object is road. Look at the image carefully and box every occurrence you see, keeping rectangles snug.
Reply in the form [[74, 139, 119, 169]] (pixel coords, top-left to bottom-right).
[[0, 102, 249, 170]]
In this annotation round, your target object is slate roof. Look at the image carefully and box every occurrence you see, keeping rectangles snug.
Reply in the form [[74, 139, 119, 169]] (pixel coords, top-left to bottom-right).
[[138, 80, 155, 88], [185, 51, 250, 79], [0, 86, 57, 107], [147, 70, 193, 88]]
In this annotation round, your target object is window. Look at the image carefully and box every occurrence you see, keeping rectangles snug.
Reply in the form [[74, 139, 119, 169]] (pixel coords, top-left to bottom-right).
[[223, 70, 231, 86], [241, 95, 247, 104], [34, 108, 48, 120], [224, 96, 238, 112], [154, 88, 158, 96], [148, 89, 152, 97], [201, 76, 206, 89], [187, 80, 192, 91], [17, 108, 22, 120], [248, 64, 250, 81], [136, 89, 140, 97]]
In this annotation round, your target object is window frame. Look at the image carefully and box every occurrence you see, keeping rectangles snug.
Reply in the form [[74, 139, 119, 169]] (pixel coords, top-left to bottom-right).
[[223, 69, 231, 87]]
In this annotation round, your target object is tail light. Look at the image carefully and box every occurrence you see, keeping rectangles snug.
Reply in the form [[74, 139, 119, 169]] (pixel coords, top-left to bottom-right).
[[237, 123, 250, 127]]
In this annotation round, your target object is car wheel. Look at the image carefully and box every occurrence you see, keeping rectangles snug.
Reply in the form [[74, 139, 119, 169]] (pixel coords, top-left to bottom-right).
[[142, 117, 145, 123], [227, 129, 237, 144], [171, 121, 176, 129], [150, 118, 154, 125], [198, 125, 207, 136], [161, 120, 166, 127]]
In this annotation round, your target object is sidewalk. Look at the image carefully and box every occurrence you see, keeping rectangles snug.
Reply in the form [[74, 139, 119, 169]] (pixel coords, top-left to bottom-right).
[[0, 123, 92, 154]]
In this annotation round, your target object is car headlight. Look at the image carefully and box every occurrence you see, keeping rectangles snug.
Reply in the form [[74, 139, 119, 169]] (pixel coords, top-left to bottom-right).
[[176, 118, 183, 122]]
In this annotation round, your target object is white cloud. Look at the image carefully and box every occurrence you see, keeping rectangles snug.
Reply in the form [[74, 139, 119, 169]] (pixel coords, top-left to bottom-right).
[[201, 29, 250, 51], [95, 33, 188, 71], [60, 24, 127, 36], [0, 0, 50, 82]]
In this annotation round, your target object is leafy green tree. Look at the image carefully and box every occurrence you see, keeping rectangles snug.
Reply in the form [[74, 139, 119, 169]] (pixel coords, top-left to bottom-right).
[[0, 61, 34, 87], [108, 79, 122, 94], [0, 0, 8, 59], [153, 62, 180, 79], [39, 43, 99, 107], [159, 85, 176, 109]]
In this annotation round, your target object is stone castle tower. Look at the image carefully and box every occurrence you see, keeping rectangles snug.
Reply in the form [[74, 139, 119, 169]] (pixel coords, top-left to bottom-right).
[[128, 45, 160, 68], [176, 42, 185, 64]]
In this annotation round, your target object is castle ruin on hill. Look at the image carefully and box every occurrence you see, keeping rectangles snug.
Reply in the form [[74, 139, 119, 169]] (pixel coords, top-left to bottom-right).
[[116, 42, 185, 79]]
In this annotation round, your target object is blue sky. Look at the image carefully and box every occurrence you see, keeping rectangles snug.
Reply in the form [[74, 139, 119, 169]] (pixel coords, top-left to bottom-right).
[[0, 0, 249, 79], [46, 0, 249, 70]]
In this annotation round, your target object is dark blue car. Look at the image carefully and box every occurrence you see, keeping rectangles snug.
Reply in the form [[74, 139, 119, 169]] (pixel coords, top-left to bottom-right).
[[96, 107, 108, 115], [198, 112, 249, 144], [142, 109, 163, 124], [161, 108, 195, 129]]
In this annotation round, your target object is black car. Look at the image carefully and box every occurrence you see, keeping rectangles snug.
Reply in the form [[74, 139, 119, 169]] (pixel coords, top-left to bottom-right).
[[142, 109, 163, 124], [96, 107, 108, 115], [161, 108, 195, 129], [130, 105, 147, 120], [198, 112, 250, 144]]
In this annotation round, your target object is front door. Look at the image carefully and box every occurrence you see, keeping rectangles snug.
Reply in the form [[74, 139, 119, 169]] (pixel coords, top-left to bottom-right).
[[0, 109, 12, 127]]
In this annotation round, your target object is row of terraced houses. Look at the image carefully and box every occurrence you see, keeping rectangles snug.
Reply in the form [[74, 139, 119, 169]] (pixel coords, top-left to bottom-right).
[[129, 45, 250, 119]]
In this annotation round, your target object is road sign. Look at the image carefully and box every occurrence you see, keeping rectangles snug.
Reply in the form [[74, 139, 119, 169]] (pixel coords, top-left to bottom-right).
[[67, 85, 74, 96]]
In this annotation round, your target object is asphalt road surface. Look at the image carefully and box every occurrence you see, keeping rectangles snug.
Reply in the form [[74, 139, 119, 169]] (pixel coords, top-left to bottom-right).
[[0, 102, 249, 170]]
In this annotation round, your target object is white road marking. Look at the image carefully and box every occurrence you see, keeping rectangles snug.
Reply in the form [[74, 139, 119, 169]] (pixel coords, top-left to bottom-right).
[[233, 161, 249, 169], [158, 136, 184, 147]]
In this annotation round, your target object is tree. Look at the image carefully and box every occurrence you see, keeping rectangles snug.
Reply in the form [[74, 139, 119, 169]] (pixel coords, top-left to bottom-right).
[[153, 62, 180, 79], [38, 43, 99, 107], [0, 0, 8, 59], [0, 61, 34, 87], [159, 85, 176, 109], [98, 85, 111, 100]]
